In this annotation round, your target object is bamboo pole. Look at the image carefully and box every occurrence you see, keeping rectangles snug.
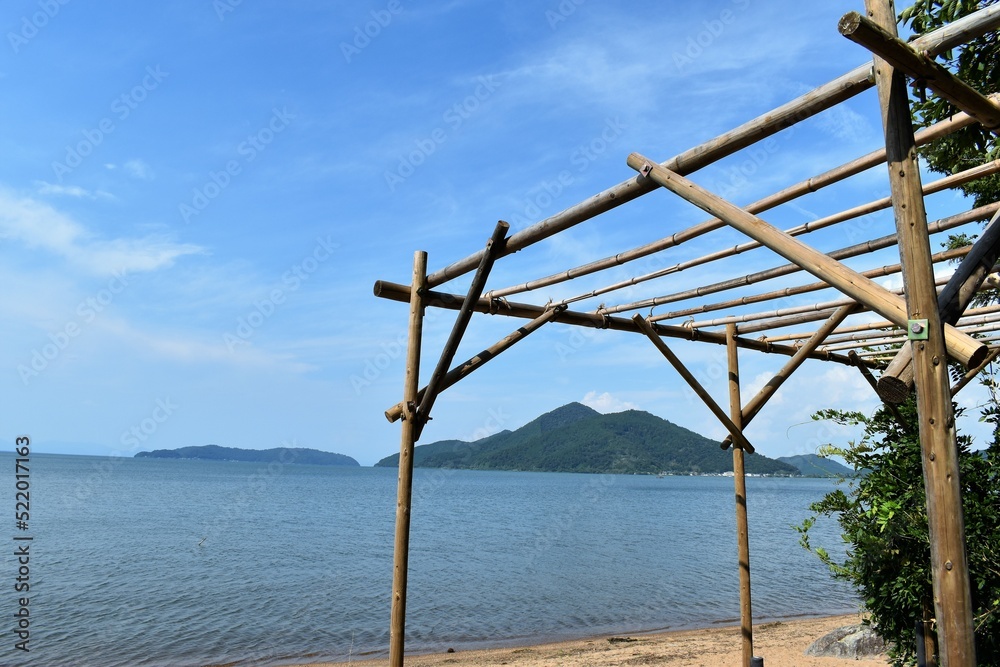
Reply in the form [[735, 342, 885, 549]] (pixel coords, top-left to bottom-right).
[[841, 12, 1000, 131], [823, 321, 1000, 353], [415, 222, 509, 439], [563, 158, 997, 309], [727, 323, 754, 667], [633, 315, 755, 453], [951, 347, 1000, 397], [384, 307, 563, 423], [650, 246, 971, 324], [878, 208, 1000, 403], [739, 283, 1000, 338], [603, 202, 998, 316], [720, 305, 858, 449], [737, 308, 851, 336], [390, 251, 428, 667], [687, 284, 910, 330], [490, 122, 990, 303], [373, 280, 868, 367], [866, 1, 976, 662], [421, 6, 1000, 291], [821, 310, 1000, 346], [763, 302, 1000, 344], [626, 153, 988, 368]]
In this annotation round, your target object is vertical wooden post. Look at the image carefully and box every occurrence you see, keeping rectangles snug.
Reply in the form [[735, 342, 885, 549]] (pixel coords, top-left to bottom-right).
[[727, 323, 754, 667], [864, 1, 977, 664], [389, 251, 427, 667]]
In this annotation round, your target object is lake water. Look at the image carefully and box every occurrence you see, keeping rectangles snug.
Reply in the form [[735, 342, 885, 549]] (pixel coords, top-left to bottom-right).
[[2, 453, 856, 667]]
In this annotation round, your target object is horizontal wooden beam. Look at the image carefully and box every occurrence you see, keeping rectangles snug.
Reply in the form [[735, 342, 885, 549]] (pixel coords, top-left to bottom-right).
[[372, 281, 869, 367], [840, 11, 1000, 130], [627, 153, 988, 368]]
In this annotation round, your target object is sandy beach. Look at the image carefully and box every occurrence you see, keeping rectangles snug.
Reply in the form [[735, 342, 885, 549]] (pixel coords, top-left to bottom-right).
[[292, 614, 889, 667]]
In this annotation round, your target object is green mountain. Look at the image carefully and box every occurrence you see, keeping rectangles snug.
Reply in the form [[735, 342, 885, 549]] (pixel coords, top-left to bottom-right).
[[376, 402, 799, 476], [136, 444, 359, 466], [776, 454, 855, 478]]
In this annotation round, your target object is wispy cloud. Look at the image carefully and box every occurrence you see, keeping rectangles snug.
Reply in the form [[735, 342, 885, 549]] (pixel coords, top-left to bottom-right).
[[0, 189, 204, 275], [124, 159, 154, 180], [34, 181, 114, 200], [95, 316, 317, 372]]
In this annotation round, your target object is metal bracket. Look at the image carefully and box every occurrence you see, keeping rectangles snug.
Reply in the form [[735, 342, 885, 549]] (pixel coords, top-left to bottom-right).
[[908, 319, 929, 341]]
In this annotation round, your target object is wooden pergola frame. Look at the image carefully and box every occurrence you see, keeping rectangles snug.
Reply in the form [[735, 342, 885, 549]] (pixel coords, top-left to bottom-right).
[[374, 3, 1000, 666]]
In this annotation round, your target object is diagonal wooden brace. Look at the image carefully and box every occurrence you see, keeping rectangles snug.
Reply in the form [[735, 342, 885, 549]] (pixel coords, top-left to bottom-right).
[[384, 306, 562, 424], [627, 153, 988, 369], [633, 314, 755, 453], [720, 304, 859, 450], [414, 221, 509, 439]]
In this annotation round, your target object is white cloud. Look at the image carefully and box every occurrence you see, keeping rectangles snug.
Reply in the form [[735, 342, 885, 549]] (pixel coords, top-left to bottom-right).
[[744, 371, 785, 407], [95, 316, 316, 372], [815, 103, 876, 144], [581, 390, 638, 413], [34, 181, 114, 200], [124, 159, 154, 180], [0, 189, 203, 275]]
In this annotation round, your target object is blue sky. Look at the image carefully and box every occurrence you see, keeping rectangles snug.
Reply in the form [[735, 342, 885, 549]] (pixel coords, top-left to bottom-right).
[[2, 1, 994, 465]]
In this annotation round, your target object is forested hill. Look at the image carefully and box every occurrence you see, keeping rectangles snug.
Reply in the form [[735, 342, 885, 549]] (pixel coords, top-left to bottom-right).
[[136, 445, 359, 466], [376, 402, 799, 476], [776, 454, 855, 477]]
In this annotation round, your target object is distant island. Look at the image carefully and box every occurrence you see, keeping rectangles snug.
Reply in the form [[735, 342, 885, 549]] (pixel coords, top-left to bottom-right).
[[776, 454, 855, 478], [136, 444, 359, 466], [376, 402, 804, 476]]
